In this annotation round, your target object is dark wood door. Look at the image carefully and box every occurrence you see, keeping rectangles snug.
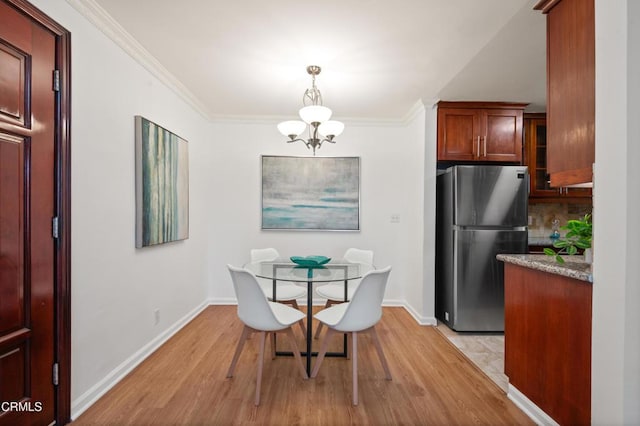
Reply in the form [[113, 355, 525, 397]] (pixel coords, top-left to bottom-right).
[[0, 2, 57, 424], [538, 0, 595, 186], [525, 115, 592, 202], [482, 109, 523, 162], [437, 107, 480, 161]]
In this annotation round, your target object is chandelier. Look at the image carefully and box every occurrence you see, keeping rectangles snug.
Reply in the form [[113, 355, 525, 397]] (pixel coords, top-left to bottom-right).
[[277, 65, 344, 155]]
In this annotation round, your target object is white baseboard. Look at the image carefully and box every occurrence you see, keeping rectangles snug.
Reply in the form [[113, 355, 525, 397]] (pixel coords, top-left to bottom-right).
[[208, 297, 236, 305], [209, 296, 437, 326], [70, 300, 209, 420], [402, 301, 438, 326], [507, 384, 559, 426]]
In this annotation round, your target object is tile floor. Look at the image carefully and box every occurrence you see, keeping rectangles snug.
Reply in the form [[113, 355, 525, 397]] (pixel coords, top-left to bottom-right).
[[435, 323, 508, 392]]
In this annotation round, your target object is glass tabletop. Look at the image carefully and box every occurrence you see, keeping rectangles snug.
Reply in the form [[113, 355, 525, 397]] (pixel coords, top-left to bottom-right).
[[243, 258, 374, 283]]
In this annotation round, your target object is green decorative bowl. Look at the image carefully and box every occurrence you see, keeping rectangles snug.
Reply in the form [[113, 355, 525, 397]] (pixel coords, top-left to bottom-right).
[[290, 255, 331, 267]]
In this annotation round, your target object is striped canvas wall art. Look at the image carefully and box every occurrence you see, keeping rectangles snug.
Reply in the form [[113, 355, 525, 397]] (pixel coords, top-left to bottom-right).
[[135, 116, 189, 247]]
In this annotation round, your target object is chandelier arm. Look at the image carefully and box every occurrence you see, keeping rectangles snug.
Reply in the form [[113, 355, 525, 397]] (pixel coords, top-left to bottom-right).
[[322, 137, 337, 144], [285, 138, 306, 144]]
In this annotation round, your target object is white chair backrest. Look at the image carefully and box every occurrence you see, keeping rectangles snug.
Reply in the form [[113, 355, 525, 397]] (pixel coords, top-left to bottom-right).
[[250, 248, 279, 262], [344, 248, 374, 265], [227, 264, 283, 330], [333, 266, 391, 331]]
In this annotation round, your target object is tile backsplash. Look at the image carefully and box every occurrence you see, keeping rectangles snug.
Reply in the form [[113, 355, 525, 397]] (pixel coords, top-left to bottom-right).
[[528, 203, 592, 238]]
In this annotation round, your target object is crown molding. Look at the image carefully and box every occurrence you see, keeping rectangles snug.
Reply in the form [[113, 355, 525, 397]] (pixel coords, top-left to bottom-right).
[[209, 113, 409, 127], [65, 0, 212, 120], [401, 99, 427, 123]]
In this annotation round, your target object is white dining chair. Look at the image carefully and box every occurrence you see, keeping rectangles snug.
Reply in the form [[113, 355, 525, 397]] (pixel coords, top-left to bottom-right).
[[314, 248, 374, 339], [251, 248, 307, 336], [311, 266, 392, 405], [226, 264, 308, 406]]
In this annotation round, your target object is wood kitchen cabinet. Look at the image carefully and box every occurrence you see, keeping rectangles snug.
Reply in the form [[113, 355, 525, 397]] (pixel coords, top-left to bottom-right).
[[437, 102, 526, 163], [535, 0, 595, 187], [503, 262, 592, 425], [524, 114, 592, 202]]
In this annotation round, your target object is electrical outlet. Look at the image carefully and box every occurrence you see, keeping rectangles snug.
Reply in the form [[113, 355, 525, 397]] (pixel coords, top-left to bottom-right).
[[390, 214, 400, 223], [445, 311, 449, 321], [154, 309, 160, 326]]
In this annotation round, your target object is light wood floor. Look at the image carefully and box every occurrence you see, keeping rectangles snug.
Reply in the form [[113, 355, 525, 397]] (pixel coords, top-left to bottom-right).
[[71, 306, 533, 425]]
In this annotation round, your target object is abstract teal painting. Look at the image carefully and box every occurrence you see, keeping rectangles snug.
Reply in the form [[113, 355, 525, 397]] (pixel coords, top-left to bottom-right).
[[135, 116, 189, 247], [262, 156, 360, 231]]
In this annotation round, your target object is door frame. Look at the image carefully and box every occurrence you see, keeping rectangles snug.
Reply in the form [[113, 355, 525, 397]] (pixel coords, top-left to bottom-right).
[[4, 0, 72, 423]]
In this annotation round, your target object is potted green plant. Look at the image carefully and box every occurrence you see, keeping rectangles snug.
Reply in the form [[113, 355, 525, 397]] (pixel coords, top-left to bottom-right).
[[543, 214, 592, 264]]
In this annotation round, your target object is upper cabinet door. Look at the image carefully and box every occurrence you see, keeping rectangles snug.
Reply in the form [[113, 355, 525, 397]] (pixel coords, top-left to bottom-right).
[[524, 114, 592, 201], [536, 0, 595, 187], [437, 107, 480, 161], [483, 109, 524, 162]]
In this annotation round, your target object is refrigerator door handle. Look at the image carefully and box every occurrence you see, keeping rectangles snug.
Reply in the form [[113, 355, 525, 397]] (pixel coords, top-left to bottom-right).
[[453, 225, 528, 232]]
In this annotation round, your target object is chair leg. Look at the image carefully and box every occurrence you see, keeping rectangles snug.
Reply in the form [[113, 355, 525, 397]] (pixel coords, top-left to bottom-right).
[[314, 322, 323, 340], [352, 331, 358, 406], [255, 331, 266, 406], [285, 328, 309, 380], [313, 300, 332, 339], [227, 325, 251, 378], [290, 299, 307, 337], [368, 326, 392, 380], [270, 332, 276, 360], [310, 327, 335, 378]]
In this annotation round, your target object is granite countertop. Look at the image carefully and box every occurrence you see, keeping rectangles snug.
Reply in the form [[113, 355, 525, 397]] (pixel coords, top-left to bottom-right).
[[497, 254, 593, 283]]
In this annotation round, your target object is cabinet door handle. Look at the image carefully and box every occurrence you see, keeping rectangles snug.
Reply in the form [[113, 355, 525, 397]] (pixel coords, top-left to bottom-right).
[[476, 136, 481, 158], [483, 136, 487, 157]]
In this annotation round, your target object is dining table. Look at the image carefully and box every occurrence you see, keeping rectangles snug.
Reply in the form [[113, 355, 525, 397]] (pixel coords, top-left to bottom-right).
[[243, 258, 374, 375]]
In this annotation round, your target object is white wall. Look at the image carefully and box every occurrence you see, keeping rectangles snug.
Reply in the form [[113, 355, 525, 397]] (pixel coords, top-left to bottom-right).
[[593, 0, 640, 424], [206, 114, 433, 323], [28, 0, 211, 417]]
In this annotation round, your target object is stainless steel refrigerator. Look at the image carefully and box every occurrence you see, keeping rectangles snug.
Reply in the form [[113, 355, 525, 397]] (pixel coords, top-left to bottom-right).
[[435, 165, 528, 332]]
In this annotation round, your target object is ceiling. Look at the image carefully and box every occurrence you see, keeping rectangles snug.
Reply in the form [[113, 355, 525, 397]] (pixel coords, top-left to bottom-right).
[[85, 0, 546, 121]]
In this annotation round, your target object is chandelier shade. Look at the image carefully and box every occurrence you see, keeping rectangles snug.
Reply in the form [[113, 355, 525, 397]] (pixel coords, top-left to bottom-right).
[[277, 65, 344, 155], [318, 120, 345, 138], [277, 120, 306, 138], [299, 105, 332, 124]]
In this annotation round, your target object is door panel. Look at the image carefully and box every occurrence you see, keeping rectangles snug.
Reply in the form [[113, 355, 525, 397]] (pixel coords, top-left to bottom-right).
[[0, 133, 25, 332], [484, 109, 523, 162], [0, 42, 28, 126], [437, 108, 479, 161], [0, 1, 56, 424]]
